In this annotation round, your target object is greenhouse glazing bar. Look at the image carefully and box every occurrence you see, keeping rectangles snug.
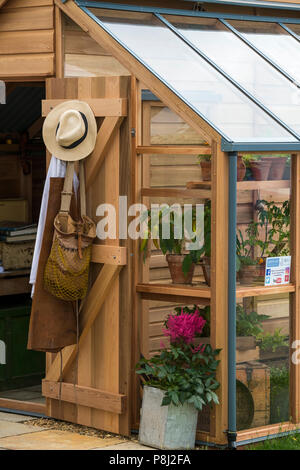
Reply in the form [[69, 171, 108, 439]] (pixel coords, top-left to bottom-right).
[[76, 1, 300, 24], [220, 19, 300, 87], [155, 13, 300, 141]]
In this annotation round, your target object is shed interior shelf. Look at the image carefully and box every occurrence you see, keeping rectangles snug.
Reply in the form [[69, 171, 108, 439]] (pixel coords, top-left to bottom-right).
[[136, 283, 211, 304], [236, 283, 295, 298], [237, 180, 290, 190], [141, 187, 211, 199]]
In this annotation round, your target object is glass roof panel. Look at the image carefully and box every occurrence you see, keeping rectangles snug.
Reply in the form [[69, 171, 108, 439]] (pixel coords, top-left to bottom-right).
[[165, 16, 300, 136], [229, 20, 300, 85], [87, 9, 296, 143]]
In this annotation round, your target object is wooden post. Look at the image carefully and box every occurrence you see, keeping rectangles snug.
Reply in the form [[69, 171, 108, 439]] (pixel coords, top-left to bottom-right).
[[210, 140, 229, 445], [290, 153, 300, 423]]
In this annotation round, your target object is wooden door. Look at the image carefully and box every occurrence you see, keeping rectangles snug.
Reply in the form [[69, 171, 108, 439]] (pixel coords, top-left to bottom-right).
[[41, 76, 132, 436]]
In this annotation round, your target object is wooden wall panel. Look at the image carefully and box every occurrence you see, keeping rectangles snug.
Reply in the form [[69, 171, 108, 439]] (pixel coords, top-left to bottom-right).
[[0, 2, 54, 78], [63, 16, 130, 78], [0, 6, 54, 32], [0, 54, 54, 77], [0, 30, 54, 54]]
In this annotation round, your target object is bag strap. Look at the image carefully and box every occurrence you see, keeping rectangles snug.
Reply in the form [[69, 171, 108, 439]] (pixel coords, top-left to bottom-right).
[[59, 160, 87, 218]]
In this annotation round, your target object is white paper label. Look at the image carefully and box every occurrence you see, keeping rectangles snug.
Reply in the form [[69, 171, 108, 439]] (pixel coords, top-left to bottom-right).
[[264, 256, 291, 286]]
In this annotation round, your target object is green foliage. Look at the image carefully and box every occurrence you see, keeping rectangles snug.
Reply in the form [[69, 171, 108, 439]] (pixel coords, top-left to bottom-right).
[[236, 223, 260, 270], [136, 343, 221, 411], [248, 432, 300, 450], [256, 328, 288, 352], [256, 199, 290, 257], [270, 366, 289, 399], [236, 305, 270, 337]]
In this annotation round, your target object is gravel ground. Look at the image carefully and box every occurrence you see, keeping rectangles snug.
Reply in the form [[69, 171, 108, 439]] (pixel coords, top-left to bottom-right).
[[22, 418, 133, 441]]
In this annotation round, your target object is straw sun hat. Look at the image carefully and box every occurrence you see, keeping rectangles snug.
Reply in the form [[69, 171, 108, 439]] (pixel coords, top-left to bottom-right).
[[42, 100, 97, 161]]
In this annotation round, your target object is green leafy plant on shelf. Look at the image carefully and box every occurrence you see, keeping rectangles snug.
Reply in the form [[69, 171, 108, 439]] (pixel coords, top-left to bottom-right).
[[140, 205, 204, 278], [256, 328, 289, 353], [236, 222, 261, 272], [236, 304, 270, 337], [256, 199, 290, 258], [136, 309, 221, 411]]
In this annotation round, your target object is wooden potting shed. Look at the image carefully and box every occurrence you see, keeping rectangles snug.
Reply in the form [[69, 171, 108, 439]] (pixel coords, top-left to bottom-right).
[[1, 0, 300, 448]]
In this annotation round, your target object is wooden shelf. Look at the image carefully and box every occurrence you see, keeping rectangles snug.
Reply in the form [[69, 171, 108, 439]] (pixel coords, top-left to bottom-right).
[[236, 283, 295, 298], [136, 283, 211, 304], [141, 187, 211, 199], [237, 179, 290, 190]]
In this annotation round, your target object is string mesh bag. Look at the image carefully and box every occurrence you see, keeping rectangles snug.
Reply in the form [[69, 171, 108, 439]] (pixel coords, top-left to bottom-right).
[[44, 161, 96, 301]]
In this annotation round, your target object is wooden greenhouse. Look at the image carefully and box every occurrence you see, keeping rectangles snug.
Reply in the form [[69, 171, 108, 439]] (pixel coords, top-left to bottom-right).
[[0, 0, 300, 448]]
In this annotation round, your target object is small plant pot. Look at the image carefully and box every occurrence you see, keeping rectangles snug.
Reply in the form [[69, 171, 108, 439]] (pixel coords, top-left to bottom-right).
[[249, 158, 271, 181], [268, 157, 287, 180], [200, 160, 211, 182], [237, 156, 246, 182], [201, 256, 211, 286], [166, 254, 195, 284], [139, 386, 198, 449], [239, 264, 260, 285], [256, 258, 266, 283]]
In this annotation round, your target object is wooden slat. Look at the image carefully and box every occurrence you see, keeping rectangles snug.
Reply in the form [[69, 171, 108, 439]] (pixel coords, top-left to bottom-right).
[[92, 244, 127, 265], [42, 381, 126, 414], [136, 283, 211, 298], [0, 53, 54, 77], [0, 398, 46, 415], [237, 422, 299, 443], [55, 0, 217, 144], [0, 30, 54, 55], [141, 187, 211, 199], [0, 276, 31, 296], [42, 98, 127, 117], [55, 5, 63, 78], [3, 0, 53, 8], [237, 180, 290, 191], [45, 264, 121, 382], [0, 6, 54, 32], [136, 146, 211, 155], [236, 284, 295, 298], [86, 116, 124, 186]]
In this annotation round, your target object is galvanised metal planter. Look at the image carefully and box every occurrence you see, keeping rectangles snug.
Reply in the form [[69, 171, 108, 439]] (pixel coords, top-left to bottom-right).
[[139, 386, 198, 450]]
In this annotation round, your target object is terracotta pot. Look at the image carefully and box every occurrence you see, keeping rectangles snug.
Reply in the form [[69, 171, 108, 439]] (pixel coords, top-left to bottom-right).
[[201, 256, 211, 286], [268, 157, 287, 180], [237, 156, 246, 182], [200, 160, 211, 182], [239, 264, 260, 286], [166, 254, 195, 284], [249, 158, 271, 181]]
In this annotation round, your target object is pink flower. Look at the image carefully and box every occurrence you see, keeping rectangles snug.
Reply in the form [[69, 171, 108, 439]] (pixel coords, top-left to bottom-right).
[[190, 343, 205, 354], [163, 309, 206, 344]]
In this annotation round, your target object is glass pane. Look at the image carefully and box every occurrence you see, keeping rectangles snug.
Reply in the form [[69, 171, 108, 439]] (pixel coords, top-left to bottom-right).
[[229, 20, 300, 86], [236, 294, 290, 430], [149, 105, 208, 145], [88, 8, 296, 143], [167, 17, 300, 137]]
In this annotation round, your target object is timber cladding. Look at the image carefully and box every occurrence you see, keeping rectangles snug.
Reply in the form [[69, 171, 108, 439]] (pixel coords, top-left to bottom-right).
[[0, 0, 55, 79]]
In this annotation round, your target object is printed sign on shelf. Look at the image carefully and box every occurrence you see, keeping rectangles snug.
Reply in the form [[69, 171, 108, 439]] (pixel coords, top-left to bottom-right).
[[264, 256, 291, 287]]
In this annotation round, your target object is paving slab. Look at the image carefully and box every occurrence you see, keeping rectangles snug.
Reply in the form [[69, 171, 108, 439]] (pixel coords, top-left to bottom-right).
[[94, 441, 154, 451], [0, 412, 37, 423], [0, 421, 44, 438], [0, 430, 124, 450]]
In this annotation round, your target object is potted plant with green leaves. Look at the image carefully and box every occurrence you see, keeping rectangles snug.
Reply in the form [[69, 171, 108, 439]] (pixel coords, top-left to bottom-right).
[[236, 305, 270, 361], [140, 206, 202, 284], [136, 309, 220, 449]]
